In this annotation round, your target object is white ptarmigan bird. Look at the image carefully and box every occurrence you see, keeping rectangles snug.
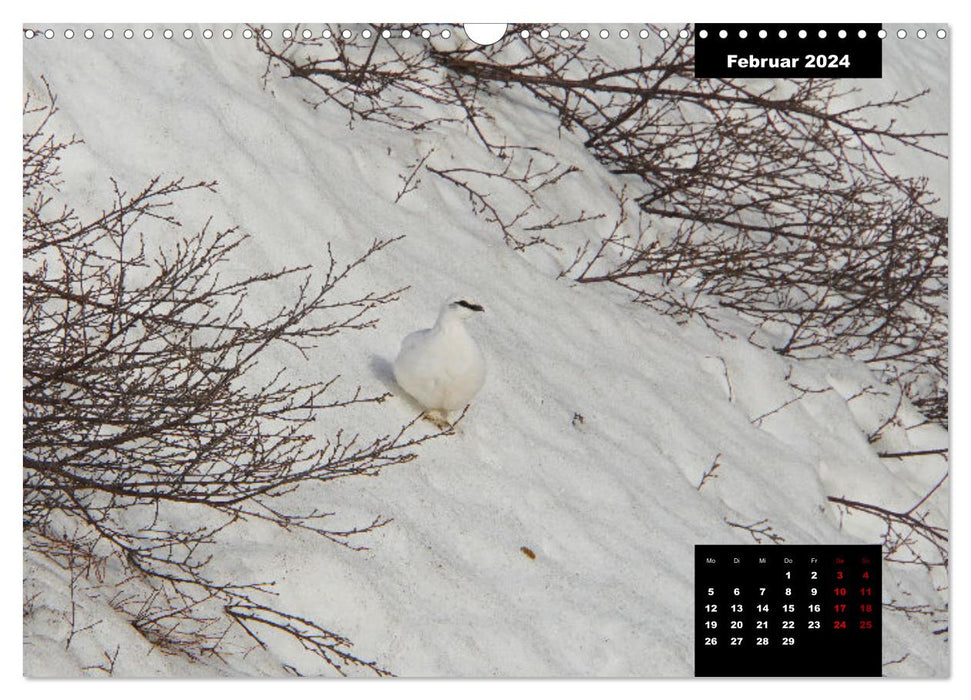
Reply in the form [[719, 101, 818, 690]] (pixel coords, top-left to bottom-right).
[[393, 299, 486, 428]]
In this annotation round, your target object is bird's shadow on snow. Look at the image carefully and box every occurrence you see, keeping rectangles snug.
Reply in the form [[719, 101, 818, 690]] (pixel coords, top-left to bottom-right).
[[369, 354, 425, 414], [369, 354, 397, 393]]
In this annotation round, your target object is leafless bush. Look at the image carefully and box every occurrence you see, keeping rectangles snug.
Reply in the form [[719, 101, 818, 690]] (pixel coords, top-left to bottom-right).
[[253, 23, 463, 130], [828, 473, 948, 573], [23, 80, 441, 675], [82, 645, 121, 676], [251, 26, 949, 637], [253, 24, 602, 251], [884, 599, 948, 638], [828, 473, 948, 635], [696, 453, 721, 491], [723, 517, 785, 544], [427, 155, 601, 250], [252, 23, 947, 425], [469, 28, 947, 424], [747, 366, 836, 427]]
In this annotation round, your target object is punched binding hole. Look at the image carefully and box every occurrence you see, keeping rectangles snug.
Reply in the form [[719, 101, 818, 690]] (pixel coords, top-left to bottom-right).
[[464, 23, 506, 45]]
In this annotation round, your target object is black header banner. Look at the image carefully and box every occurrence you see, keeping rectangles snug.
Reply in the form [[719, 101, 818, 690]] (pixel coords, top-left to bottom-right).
[[694, 24, 883, 78]]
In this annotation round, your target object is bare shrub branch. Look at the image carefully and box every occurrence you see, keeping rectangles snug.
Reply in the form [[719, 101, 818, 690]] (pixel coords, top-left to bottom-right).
[[23, 80, 440, 675], [827, 473, 948, 572], [249, 23, 948, 426], [724, 517, 785, 544], [696, 453, 722, 491]]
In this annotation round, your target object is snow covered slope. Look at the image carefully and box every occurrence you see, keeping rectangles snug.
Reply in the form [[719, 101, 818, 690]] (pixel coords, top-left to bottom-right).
[[23, 24, 948, 677]]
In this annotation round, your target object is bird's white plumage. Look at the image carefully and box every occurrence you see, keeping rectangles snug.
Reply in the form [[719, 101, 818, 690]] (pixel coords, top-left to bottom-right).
[[393, 300, 486, 416]]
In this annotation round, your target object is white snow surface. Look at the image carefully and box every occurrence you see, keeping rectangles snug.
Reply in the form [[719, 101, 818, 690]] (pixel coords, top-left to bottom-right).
[[23, 25, 949, 678]]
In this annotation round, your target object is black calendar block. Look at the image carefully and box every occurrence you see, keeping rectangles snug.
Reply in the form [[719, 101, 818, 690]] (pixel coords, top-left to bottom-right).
[[695, 545, 882, 677]]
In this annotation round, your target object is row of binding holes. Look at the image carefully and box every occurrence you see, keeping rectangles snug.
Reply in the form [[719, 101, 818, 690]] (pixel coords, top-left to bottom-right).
[[24, 27, 696, 41], [520, 28, 689, 39], [22, 27, 451, 40], [283, 28, 440, 40], [25, 27, 947, 41], [698, 28, 947, 39]]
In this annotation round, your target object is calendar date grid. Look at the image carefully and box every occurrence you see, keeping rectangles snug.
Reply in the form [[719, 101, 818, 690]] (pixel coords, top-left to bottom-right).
[[694, 544, 881, 677]]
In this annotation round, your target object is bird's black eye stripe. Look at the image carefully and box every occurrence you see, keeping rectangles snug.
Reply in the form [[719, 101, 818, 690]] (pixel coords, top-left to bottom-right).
[[455, 300, 485, 312]]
